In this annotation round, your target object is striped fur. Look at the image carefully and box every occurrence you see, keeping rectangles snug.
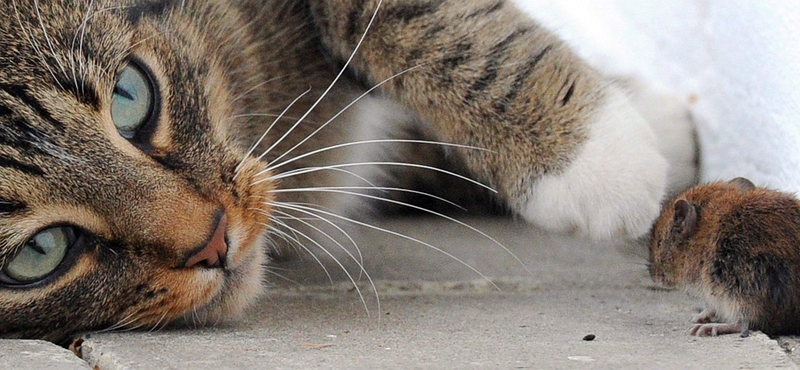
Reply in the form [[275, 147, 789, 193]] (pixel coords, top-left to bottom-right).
[[0, 0, 690, 343]]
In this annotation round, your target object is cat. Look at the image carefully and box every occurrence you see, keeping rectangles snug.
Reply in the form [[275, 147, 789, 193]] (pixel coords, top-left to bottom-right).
[[0, 0, 695, 343]]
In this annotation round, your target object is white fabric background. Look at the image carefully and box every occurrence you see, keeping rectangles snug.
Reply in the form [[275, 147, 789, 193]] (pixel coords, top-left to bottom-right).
[[513, 0, 800, 192]]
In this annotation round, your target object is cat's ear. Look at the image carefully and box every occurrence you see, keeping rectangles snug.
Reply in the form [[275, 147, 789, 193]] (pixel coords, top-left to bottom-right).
[[672, 199, 698, 239], [729, 177, 756, 192]]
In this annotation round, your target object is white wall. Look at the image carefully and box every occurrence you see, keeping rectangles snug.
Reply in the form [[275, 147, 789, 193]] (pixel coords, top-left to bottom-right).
[[514, 0, 800, 192]]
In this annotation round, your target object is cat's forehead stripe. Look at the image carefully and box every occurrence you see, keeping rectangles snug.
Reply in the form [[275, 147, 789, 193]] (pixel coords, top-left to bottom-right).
[[0, 155, 44, 177], [0, 199, 26, 216], [0, 84, 65, 132]]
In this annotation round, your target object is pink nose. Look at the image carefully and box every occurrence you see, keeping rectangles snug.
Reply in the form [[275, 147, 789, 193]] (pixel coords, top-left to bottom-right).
[[184, 214, 228, 269]]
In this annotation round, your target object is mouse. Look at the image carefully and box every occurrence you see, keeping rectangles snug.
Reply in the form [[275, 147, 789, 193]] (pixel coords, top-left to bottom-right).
[[648, 177, 800, 337]]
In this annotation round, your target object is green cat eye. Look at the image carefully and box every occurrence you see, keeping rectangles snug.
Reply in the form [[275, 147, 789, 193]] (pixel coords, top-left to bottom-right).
[[112, 63, 154, 139], [2, 227, 74, 284]]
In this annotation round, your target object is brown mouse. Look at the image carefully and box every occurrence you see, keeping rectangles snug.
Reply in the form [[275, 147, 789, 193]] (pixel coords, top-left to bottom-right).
[[649, 177, 800, 337]]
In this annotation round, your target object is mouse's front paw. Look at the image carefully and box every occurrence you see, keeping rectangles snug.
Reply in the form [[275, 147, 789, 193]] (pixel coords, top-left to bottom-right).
[[691, 308, 717, 324], [689, 322, 744, 337], [517, 86, 668, 239]]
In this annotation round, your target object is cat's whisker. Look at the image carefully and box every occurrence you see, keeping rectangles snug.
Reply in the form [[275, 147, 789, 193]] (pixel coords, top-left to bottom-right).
[[267, 202, 367, 284], [270, 210, 363, 284], [266, 139, 490, 175], [264, 64, 427, 170], [189, 306, 199, 329], [279, 188, 529, 274], [119, 321, 148, 333], [99, 312, 143, 333], [227, 113, 310, 123], [259, 196, 371, 276], [193, 306, 204, 328], [270, 201, 501, 291], [33, 0, 69, 82], [268, 206, 362, 276], [265, 217, 335, 285], [71, 0, 95, 96], [156, 315, 174, 333], [264, 267, 302, 287], [148, 311, 170, 333], [271, 186, 466, 211], [11, 1, 63, 90], [125, 35, 160, 55], [107, 313, 142, 332], [75, 4, 131, 84], [256, 162, 497, 194], [265, 226, 305, 258], [263, 166, 381, 190], [230, 74, 290, 105], [261, 207, 375, 317], [253, 0, 385, 166], [263, 220, 338, 292], [233, 88, 312, 177]]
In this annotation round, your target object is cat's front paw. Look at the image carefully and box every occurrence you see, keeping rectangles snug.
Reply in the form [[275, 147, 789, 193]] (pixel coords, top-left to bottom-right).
[[518, 86, 668, 239]]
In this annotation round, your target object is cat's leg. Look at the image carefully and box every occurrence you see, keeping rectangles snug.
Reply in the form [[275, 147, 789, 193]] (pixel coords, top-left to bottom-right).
[[309, 0, 684, 239]]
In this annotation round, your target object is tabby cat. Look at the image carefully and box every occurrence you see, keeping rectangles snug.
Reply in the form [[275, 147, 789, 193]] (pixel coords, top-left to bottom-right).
[[0, 0, 695, 343]]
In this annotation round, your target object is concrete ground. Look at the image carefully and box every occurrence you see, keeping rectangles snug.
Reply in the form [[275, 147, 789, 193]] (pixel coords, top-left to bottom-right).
[[3, 217, 799, 369]]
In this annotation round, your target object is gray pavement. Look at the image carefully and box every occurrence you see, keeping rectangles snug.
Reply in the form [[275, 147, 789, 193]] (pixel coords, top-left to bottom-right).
[[2, 217, 799, 369]]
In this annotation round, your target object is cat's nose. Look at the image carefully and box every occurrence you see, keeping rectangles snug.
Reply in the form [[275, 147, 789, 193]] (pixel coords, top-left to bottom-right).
[[184, 213, 228, 269]]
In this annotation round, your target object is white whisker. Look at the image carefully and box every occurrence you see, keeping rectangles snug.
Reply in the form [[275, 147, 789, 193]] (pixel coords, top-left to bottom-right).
[[149, 311, 170, 333], [261, 210, 375, 316], [270, 201, 500, 290], [34, 0, 68, 78], [271, 186, 466, 211], [264, 166, 381, 189], [267, 201, 367, 282], [11, 1, 62, 89], [266, 217, 335, 285], [71, 0, 95, 95], [266, 139, 489, 174], [230, 74, 290, 104], [98, 312, 141, 333], [257, 162, 496, 194], [227, 113, 308, 123], [278, 188, 529, 274], [266, 63, 425, 168], [254, 0, 385, 166], [264, 267, 302, 287], [234, 87, 312, 177]]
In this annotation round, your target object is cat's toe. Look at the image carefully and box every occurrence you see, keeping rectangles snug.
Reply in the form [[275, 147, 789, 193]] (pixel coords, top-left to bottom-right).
[[517, 86, 668, 239]]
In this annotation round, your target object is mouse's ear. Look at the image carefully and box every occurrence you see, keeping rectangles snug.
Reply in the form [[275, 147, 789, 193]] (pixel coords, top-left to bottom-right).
[[672, 199, 698, 239], [730, 177, 756, 192]]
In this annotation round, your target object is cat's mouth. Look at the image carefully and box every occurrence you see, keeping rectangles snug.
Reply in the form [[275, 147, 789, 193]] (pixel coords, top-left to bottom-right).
[[177, 158, 275, 324], [173, 220, 267, 327]]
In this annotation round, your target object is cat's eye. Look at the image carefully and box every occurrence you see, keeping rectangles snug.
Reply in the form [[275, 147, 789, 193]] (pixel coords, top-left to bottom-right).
[[1, 227, 75, 284], [112, 63, 155, 139]]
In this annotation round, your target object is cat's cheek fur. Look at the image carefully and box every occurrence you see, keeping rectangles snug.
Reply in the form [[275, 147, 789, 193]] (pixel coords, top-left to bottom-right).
[[519, 86, 668, 239]]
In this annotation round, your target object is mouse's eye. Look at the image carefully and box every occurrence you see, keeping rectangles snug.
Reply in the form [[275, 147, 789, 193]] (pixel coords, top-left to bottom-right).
[[1, 227, 76, 284], [112, 62, 155, 139]]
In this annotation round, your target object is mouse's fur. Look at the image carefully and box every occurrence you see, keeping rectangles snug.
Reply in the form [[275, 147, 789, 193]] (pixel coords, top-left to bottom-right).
[[650, 178, 800, 336]]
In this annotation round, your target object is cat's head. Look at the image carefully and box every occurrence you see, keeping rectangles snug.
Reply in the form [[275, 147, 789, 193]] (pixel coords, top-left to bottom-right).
[[0, 0, 276, 342]]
